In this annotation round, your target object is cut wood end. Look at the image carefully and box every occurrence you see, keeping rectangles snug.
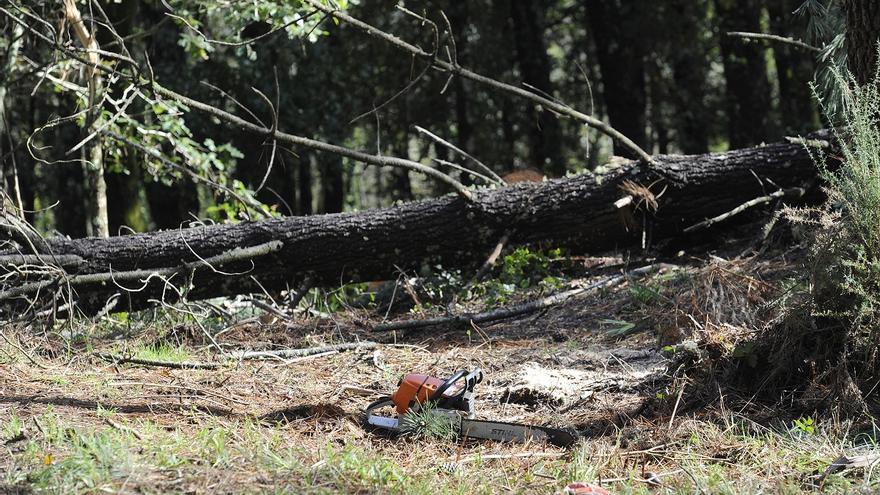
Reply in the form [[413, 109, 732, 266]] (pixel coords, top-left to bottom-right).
[[614, 196, 633, 209]]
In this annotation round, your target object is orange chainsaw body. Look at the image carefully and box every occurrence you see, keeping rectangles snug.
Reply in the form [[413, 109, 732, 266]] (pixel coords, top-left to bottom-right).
[[391, 373, 445, 414]]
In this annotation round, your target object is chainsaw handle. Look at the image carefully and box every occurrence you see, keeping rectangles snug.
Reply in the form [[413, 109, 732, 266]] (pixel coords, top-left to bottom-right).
[[431, 369, 468, 401]]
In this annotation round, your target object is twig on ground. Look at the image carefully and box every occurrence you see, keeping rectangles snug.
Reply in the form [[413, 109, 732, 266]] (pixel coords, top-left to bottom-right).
[[285, 350, 338, 363], [288, 274, 315, 310], [668, 378, 687, 431], [340, 384, 379, 396], [103, 417, 144, 440], [597, 469, 684, 486], [375, 264, 670, 332], [0, 329, 45, 368], [683, 186, 805, 233], [249, 297, 293, 321], [230, 341, 377, 360], [94, 352, 220, 370], [468, 232, 510, 285]]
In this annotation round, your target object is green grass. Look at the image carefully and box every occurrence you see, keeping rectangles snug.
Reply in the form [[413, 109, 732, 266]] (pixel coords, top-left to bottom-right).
[[4, 408, 880, 494], [131, 341, 193, 363]]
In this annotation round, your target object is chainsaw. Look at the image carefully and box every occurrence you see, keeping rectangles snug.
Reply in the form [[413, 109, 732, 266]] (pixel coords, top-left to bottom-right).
[[363, 368, 578, 447]]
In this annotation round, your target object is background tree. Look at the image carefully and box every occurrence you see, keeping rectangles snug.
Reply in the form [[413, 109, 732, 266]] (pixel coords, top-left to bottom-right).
[[842, 0, 880, 85], [715, 0, 774, 148]]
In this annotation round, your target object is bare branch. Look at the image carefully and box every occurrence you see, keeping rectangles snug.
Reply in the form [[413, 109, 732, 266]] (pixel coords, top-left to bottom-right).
[[166, 10, 320, 47], [683, 186, 806, 233], [726, 31, 822, 52], [414, 125, 505, 185], [374, 264, 670, 332], [153, 85, 474, 200]]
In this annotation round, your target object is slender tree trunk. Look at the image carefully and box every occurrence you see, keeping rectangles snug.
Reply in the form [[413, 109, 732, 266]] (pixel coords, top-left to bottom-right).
[[586, 1, 648, 158], [768, 0, 819, 134], [0, 22, 24, 217], [509, 1, 565, 176], [842, 0, 880, 86], [298, 151, 313, 215], [317, 154, 344, 213], [715, 0, 774, 148], [145, 180, 199, 229], [82, 129, 109, 238], [62, 0, 109, 237], [666, 0, 711, 154]]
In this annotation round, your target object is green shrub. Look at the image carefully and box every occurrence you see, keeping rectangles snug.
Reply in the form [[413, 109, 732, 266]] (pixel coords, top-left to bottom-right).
[[804, 60, 880, 375]]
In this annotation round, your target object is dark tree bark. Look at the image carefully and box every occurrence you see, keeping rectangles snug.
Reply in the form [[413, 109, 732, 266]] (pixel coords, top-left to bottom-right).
[[297, 150, 313, 216], [145, 180, 200, 230], [768, 0, 819, 135], [509, 1, 565, 176], [448, 1, 474, 168], [586, 0, 648, 158], [8, 136, 831, 313], [106, 148, 147, 235], [317, 153, 344, 214], [666, 0, 712, 154], [842, 0, 880, 86], [715, 0, 774, 148]]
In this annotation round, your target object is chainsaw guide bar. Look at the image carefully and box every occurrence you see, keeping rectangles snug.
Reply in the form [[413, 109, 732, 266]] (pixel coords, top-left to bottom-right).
[[363, 368, 578, 448]]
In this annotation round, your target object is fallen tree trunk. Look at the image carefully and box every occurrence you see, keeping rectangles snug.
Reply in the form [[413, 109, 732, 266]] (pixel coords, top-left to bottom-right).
[[0, 135, 832, 313]]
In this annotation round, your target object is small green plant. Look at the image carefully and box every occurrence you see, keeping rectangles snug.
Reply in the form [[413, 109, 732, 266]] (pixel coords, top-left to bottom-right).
[[399, 402, 458, 441], [472, 247, 568, 304], [600, 319, 636, 338], [793, 416, 816, 436], [132, 341, 191, 363], [629, 281, 661, 305]]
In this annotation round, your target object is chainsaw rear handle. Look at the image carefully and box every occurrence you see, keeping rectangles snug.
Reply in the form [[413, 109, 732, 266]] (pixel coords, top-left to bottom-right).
[[432, 369, 468, 401], [391, 368, 482, 414]]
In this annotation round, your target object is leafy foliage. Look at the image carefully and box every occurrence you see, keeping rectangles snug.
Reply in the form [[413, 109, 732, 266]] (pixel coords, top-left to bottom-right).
[[797, 0, 848, 119], [472, 247, 566, 304]]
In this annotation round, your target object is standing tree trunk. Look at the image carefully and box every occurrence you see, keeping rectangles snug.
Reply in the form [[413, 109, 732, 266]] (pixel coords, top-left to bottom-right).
[[317, 152, 344, 214], [0, 22, 24, 217], [298, 151, 313, 215], [509, 1, 565, 176], [842, 0, 880, 86], [586, 0, 648, 158], [715, 0, 774, 148], [62, 0, 109, 237], [768, 0, 819, 135], [666, 0, 712, 154], [448, 1, 474, 170]]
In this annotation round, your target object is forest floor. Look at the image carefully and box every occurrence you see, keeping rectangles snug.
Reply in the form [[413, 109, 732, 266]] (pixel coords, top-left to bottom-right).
[[1, 230, 879, 494]]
